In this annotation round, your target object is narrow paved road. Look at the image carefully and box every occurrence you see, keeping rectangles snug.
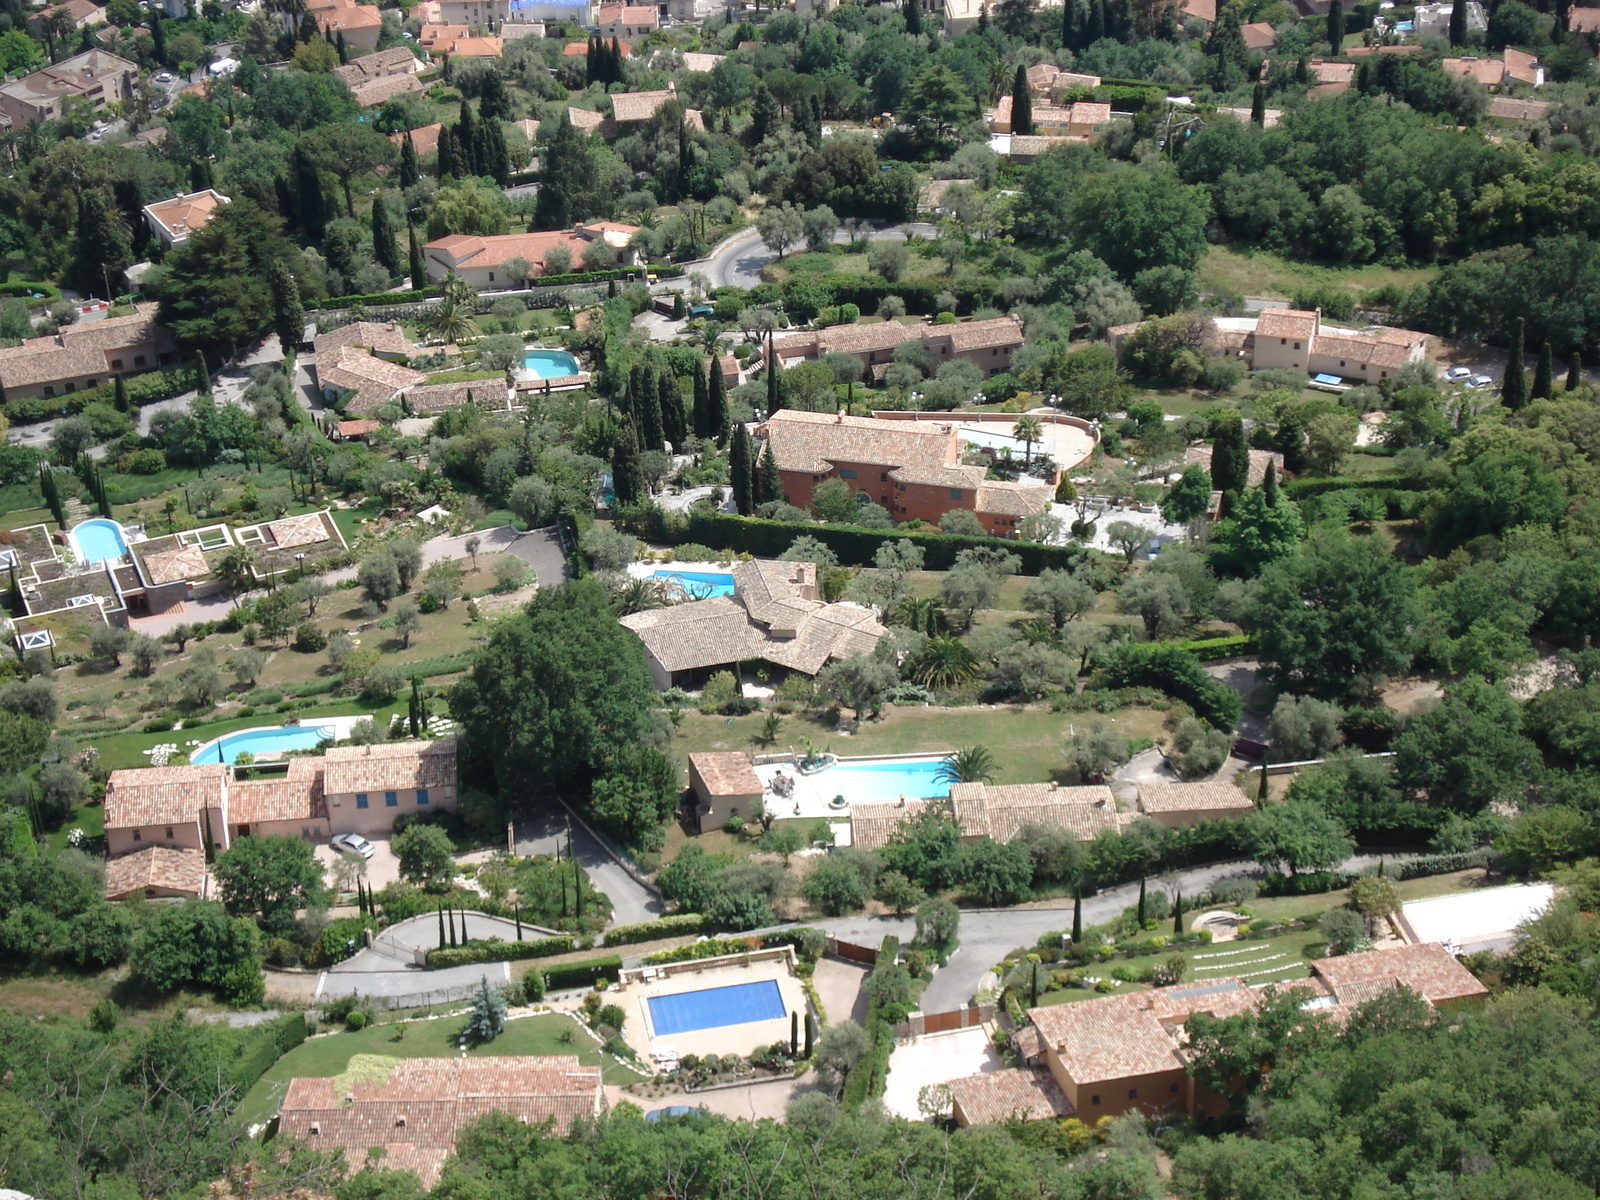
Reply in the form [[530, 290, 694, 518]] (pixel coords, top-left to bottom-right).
[[695, 222, 938, 291], [516, 808, 662, 927]]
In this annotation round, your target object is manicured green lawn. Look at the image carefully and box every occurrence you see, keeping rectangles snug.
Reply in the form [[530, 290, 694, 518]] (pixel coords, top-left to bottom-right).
[[86, 701, 405, 771], [45, 802, 103, 851], [1168, 927, 1327, 988], [238, 1011, 643, 1127]]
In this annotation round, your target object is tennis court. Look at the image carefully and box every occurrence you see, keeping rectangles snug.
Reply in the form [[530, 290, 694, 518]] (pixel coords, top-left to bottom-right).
[[646, 980, 787, 1036]]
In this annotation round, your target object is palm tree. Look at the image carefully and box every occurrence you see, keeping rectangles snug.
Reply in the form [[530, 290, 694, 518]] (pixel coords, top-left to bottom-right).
[[936, 745, 999, 786], [425, 291, 478, 344], [610, 576, 667, 615], [912, 636, 978, 688], [894, 595, 941, 636], [1013, 415, 1043, 470]]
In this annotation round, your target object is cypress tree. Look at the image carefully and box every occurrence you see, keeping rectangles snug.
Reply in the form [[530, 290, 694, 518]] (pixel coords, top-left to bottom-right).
[[1173, 889, 1184, 935], [1296, 54, 1310, 84], [1010, 64, 1032, 135], [1448, 0, 1467, 44], [113, 374, 129, 413], [189, 158, 214, 193], [905, 0, 922, 35], [1211, 416, 1249, 493], [457, 99, 478, 175], [608, 37, 624, 83], [707, 355, 729, 443], [5, 562, 18, 615], [1251, 81, 1265, 125], [399, 132, 419, 189], [1263, 459, 1279, 507], [1061, 0, 1075, 48], [480, 71, 509, 121], [484, 117, 510, 186], [766, 338, 783, 414], [1085, 0, 1104, 45], [515, 904, 523, 940], [1532, 341, 1555, 400], [693, 359, 710, 439], [611, 416, 646, 505], [1567, 349, 1582, 392], [758, 441, 782, 507], [267, 256, 304, 360], [730, 421, 755, 516], [292, 145, 327, 240], [449, 908, 458, 947], [1502, 318, 1528, 410], [371, 195, 400, 278], [658, 368, 685, 448], [1072, 889, 1083, 942], [804, 1013, 815, 1057], [1327, 0, 1344, 50], [150, 12, 166, 64], [790, 1010, 799, 1057], [1276, 412, 1306, 473], [335, 29, 348, 63], [195, 351, 210, 396], [438, 904, 446, 948], [640, 370, 664, 452], [297, 10, 317, 42], [408, 224, 426, 289], [586, 35, 597, 85], [1137, 875, 1147, 925], [435, 124, 456, 179]]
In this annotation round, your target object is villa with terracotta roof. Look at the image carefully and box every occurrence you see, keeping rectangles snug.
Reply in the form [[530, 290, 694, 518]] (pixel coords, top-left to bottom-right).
[[1248, 307, 1429, 380], [850, 782, 1138, 852], [610, 88, 679, 124], [756, 409, 1053, 537], [333, 47, 426, 105], [1136, 781, 1254, 828], [103, 844, 209, 900], [771, 314, 1025, 382], [392, 123, 444, 156], [101, 742, 458, 898], [310, 318, 425, 412], [308, 0, 381, 50], [596, 1, 656, 41], [687, 751, 763, 822], [989, 95, 1112, 139], [0, 302, 179, 402], [619, 559, 886, 689], [280, 1056, 602, 1186], [1441, 49, 1543, 89], [951, 943, 1487, 1128], [422, 222, 639, 289], [142, 188, 229, 250]]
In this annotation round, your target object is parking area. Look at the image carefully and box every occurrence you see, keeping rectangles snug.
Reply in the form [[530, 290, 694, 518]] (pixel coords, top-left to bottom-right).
[[881, 1027, 1005, 1121], [315, 833, 402, 891]]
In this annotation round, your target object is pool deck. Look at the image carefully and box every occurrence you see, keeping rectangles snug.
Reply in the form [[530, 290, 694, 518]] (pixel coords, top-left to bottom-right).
[[188, 714, 372, 764], [617, 956, 810, 1064], [754, 754, 946, 825]]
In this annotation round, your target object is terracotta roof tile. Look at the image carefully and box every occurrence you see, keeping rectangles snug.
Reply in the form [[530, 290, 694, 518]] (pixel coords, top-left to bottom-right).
[[1137, 782, 1253, 815], [611, 89, 676, 123], [1310, 942, 1488, 1006], [1487, 95, 1549, 120], [143, 189, 228, 241], [104, 846, 206, 898], [139, 543, 209, 585], [0, 303, 176, 391], [230, 758, 326, 824], [950, 1067, 1072, 1124], [689, 752, 762, 796], [321, 741, 457, 795], [1254, 307, 1319, 341], [104, 764, 228, 829]]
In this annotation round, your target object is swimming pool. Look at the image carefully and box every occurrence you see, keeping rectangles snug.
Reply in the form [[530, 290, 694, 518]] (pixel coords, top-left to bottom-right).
[[653, 569, 736, 599], [647, 980, 787, 1035], [69, 518, 131, 564], [523, 349, 580, 379], [191, 723, 339, 765], [811, 756, 952, 804]]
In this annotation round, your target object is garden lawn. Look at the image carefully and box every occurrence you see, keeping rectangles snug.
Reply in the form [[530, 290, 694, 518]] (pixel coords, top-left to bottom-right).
[[238, 1011, 644, 1128], [86, 700, 405, 771], [45, 801, 103, 851], [1196, 246, 1436, 302], [1167, 927, 1327, 988]]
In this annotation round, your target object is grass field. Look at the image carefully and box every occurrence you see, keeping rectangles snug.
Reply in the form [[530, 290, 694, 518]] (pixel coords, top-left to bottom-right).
[[237, 1011, 644, 1128], [1198, 246, 1437, 303]]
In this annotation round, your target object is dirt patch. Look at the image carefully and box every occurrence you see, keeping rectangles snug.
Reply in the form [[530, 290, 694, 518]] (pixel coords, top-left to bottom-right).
[[1379, 676, 1444, 714]]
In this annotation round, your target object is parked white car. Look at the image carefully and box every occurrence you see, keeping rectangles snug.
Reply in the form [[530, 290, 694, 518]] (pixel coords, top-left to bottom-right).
[[331, 833, 375, 859], [1468, 374, 1494, 389], [1442, 366, 1472, 382]]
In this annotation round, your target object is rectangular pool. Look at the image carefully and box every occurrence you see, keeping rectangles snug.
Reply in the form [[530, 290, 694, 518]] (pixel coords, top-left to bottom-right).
[[653, 569, 736, 599], [814, 757, 951, 805], [646, 980, 787, 1035]]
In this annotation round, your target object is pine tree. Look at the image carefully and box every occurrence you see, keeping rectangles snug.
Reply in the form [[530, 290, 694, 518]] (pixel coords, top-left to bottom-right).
[[408, 224, 426, 288], [1532, 340, 1555, 400], [611, 416, 646, 505], [371, 195, 401, 278], [1010, 64, 1032, 135], [1251, 81, 1265, 125], [267, 256, 304, 360], [399, 132, 419, 189], [693, 359, 710, 439], [905, 0, 922, 35], [1567, 350, 1583, 392], [1327, 0, 1344, 50], [746, 83, 780, 148], [1448, 0, 1467, 43], [1263, 459, 1278, 506], [113, 374, 130, 413], [730, 421, 755, 515], [707, 355, 729, 443], [72, 188, 131, 298], [463, 975, 507, 1043], [1072, 889, 1082, 942], [758, 441, 782, 507], [1502, 317, 1528, 410]]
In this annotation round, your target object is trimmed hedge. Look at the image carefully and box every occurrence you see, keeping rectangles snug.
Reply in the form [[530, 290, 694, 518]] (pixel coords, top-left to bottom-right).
[[230, 1011, 308, 1092], [425, 934, 576, 968], [680, 510, 1090, 573], [1394, 850, 1491, 880], [641, 937, 759, 965], [3, 365, 194, 426], [603, 912, 715, 946], [541, 954, 623, 991], [1284, 473, 1430, 500], [1174, 635, 1253, 660], [1093, 641, 1242, 731]]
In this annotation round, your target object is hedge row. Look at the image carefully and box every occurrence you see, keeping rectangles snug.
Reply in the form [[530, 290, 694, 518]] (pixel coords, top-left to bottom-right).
[[1394, 849, 1491, 880], [3, 365, 194, 426], [1259, 850, 1490, 897], [230, 1012, 308, 1093], [641, 937, 760, 966], [1284, 472, 1430, 500], [603, 912, 715, 946], [425, 934, 577, 968], [536, 954, 623, 991], [1174, 635, 1253, 660], [841, 937, 899, 1107], [680, 510, 1089, 573]]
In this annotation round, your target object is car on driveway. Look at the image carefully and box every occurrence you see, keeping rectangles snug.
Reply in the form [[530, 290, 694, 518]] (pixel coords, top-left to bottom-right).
[[1442, 366, 1472, 382], [332, 833, 375, 858], [1468, 374, 1494, 389], [156, 71, 173, 82]]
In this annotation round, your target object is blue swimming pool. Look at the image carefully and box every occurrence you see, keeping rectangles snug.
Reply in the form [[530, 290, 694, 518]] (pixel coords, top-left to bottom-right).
[[69, 518, 130, 564], [815, 756, 952, 804], [647, 980, 787, 1035], [653, 569, 736, 599], [523, 349, 580, 379], [191, 724, 338, 765]]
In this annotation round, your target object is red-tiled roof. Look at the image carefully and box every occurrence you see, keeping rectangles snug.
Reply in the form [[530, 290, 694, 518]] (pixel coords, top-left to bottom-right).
[[321, 741, 457, 795], [950, 1067, 1072, 1124], [104, 846, 206, 898], [689, 752, 762, 796]]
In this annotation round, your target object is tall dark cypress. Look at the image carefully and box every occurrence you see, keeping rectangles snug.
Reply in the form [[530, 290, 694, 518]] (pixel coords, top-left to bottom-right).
[[692, 359, 710, 440], [435, 124, 456, 179], [611, 416, 645, 505], [586, 35, 598, 85], [757, 441, 782, 507], [335, 29, 348, 63], [408, 223, 426, 288], [766, 337, 782, 414], [292, 145, 327, 240], [113, 374, 130, 413], [457, 99, 478, 176], [1251, 81, 1265, 125], [905, 0, 922, 34], [1502, 317, 1528, 410], [1060, 0, 1075, 48], [1072, 889, 1083, 942], [1448, 0, 1467, 44], [1327, 0, 1345, 50], [150, 12, 166, 64], [399, 132, 419, 189], [1085, 0, 1104, 45], [267, 256, 304, 359], [371, 196, 400, 278], [1010, 64, 1032, 135], [608, 37, 624, 83], [1211, 416, 1249, 493], [1137, 875, 1147, 925], [707, 355, 729, 443], [483, 118, 510, 186], [1567, 350, 1583, 392], [1262, 460, 1279, 507], [658, 368, 685, 448], [1532, 341, 1555, 400], [730, 421, 754, 516], [639, 370, 664, 452]]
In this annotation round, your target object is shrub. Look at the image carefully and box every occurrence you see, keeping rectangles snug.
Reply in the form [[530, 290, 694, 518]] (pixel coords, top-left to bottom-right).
[[603, 913, 715, 946], [542, 955, 623, 991], [293, 623, 328, 653], [425, 934, 576, 968]]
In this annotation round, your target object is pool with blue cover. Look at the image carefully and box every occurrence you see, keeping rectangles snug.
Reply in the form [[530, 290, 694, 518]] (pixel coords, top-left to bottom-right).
[[646, 980, 787, 1035]]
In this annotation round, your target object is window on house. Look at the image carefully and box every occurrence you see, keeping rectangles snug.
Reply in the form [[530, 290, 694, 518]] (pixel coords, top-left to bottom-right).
[[1128, 1089, 1138, 1100], [1090, 1094, 1100, 1106], [489, 272, 495, 282], [356, 792, 369, 808], [386, 791, 398, 806], [165, 827, 173, 838], [949, 489, 963, 500], [135, 355, 146, 366], [112, 359, 123, 369], [880, 472, 888, 481], [1279, 337, 1286, 345], [1340, 361, 1346, 368], [838, 468, 857, 479], [43, 386, 54, 397], [64, 382, 76, 394], [302, 826, 310, 837], [1169, 1082, 1179, 1093], [132, 829, 141, 842], [1294, 342, 1301, 350], [417, 788, 430, 805]]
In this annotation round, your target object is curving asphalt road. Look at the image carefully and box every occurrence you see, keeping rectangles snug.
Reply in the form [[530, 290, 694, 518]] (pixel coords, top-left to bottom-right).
[[695, 221, 939, 292]]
